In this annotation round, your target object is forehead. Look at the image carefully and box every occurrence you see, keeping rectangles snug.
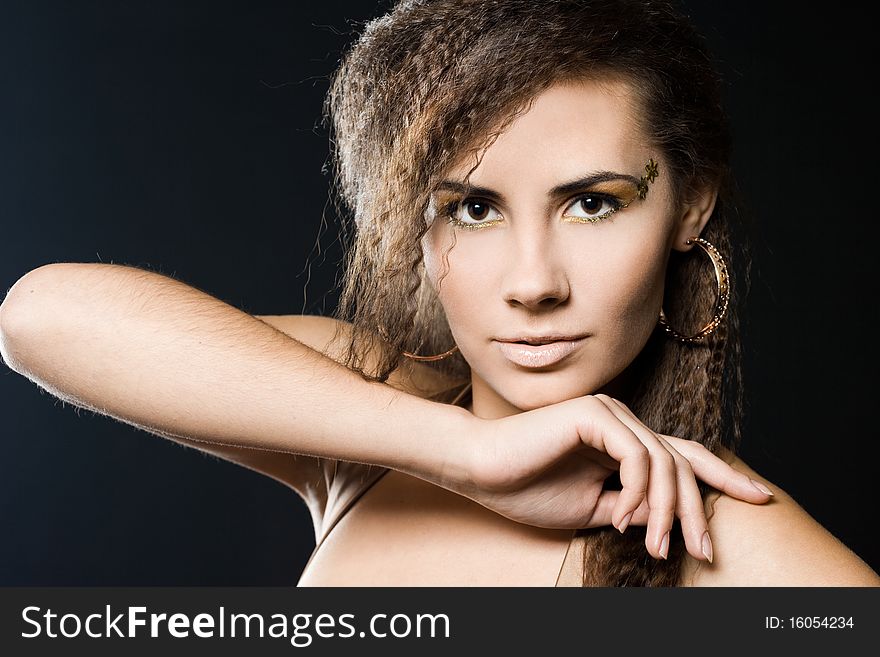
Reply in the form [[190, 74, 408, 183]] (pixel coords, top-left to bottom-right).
[[444, 78, 646, 183]]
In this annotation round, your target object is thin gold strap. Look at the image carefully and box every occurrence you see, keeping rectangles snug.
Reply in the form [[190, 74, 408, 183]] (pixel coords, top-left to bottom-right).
[[554, 529, 580, 587]]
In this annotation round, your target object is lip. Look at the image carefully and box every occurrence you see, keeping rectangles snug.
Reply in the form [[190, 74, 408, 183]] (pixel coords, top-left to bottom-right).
[[494, 337, 587, 368]]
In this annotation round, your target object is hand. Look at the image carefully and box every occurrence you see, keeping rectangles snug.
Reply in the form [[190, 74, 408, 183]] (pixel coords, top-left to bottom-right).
[[454, 394, 773, 563]]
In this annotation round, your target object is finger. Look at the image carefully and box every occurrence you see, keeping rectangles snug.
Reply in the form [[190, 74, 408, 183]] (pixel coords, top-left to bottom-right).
[[581, 490, 651, 529], [604, 396, 774, 503], [660, 434, 775, 503], [578, 443, 620, 472], [654, 435, 714, 563], [594, 395, 676, 560], [603, 396, 712, 561], [575, 397, 650, 531]]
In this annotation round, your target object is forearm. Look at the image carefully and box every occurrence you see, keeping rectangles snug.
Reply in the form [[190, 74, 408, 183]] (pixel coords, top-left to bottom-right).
[[0, 263, 473, 487]]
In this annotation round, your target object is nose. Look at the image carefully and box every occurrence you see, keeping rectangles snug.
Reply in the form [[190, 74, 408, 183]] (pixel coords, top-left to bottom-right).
[[500, 229, 570, 310]]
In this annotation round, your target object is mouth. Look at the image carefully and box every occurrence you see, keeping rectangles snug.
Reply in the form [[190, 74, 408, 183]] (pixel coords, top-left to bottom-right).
[[495, 333, 588, 345], [494, 336, 587, 368]]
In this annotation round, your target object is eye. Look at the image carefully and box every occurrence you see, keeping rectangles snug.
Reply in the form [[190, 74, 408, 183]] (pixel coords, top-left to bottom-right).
[[440, 192, 628, 230], [562, 193, 625, 223], [442, 197, 504, 230]]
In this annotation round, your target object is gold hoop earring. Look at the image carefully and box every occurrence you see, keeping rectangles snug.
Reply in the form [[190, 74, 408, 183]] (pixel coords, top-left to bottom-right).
[[658, 236, 730, 344], [402, 344, 459, 362]]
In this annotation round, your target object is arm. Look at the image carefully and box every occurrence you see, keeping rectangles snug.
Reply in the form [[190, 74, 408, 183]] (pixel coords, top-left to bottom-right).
[[0, 263, 474, 492], [0, 263, 786, 548]]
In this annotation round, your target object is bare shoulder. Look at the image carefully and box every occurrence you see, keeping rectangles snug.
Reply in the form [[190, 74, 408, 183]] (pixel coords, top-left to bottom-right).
[[683, 448, 880, 586]]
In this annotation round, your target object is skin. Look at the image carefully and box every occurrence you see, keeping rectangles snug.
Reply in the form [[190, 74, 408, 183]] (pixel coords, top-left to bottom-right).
[[421, 78, 716, 420], [8, 77, 860, 586], [411, 77, 880, 585], [417, 77, 717, 564]]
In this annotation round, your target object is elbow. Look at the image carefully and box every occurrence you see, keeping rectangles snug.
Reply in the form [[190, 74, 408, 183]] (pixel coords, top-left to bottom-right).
[[0, 263, 73, 371]]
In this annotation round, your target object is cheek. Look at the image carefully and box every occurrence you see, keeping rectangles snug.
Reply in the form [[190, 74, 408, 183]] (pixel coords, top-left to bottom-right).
[[421, 228, 450, 299], [422, 227, 494, 294], [579, 235, 668, 341], [422, 231, 488, 332]]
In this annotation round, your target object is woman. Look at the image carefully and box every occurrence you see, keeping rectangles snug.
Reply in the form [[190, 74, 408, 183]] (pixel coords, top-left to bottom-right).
[[1, 0, 878, 586], [301, 0, 880, 585]]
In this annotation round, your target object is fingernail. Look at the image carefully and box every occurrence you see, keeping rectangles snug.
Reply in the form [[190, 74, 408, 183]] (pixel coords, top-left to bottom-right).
[[749, 478, 774, 496], [659, 531, 669, 559], [618, 511, 634, 534], [701, 531, 713, 563]]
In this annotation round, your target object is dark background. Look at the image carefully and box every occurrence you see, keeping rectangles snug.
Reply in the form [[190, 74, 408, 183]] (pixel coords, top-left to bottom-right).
[[0, 1, 876, 584]]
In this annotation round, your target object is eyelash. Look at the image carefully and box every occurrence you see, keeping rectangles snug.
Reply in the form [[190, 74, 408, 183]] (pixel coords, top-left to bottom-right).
[[440, 193, 627, 231]]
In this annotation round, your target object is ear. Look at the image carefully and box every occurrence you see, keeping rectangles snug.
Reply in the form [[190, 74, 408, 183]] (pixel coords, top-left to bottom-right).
[[671, 183, 718, 253]]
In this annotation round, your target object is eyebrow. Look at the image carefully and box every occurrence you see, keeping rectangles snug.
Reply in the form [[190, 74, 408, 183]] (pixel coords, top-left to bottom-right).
[[435, 170, 641, 203]]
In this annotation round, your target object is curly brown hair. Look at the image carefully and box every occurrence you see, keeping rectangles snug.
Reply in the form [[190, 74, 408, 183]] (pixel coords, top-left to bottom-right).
[[323, 0, 751, 586]]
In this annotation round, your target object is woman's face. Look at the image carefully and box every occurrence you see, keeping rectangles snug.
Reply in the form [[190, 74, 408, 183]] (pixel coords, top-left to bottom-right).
[[421, 78, 714, 419]]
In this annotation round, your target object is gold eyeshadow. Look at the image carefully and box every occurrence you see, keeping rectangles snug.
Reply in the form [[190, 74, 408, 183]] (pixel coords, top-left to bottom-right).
[[580, 180, 642, 204], [436, 157, 659, 231]]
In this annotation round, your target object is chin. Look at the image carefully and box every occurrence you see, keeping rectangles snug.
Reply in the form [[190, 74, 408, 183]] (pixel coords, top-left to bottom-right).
[[502, 376, 598, 411]]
